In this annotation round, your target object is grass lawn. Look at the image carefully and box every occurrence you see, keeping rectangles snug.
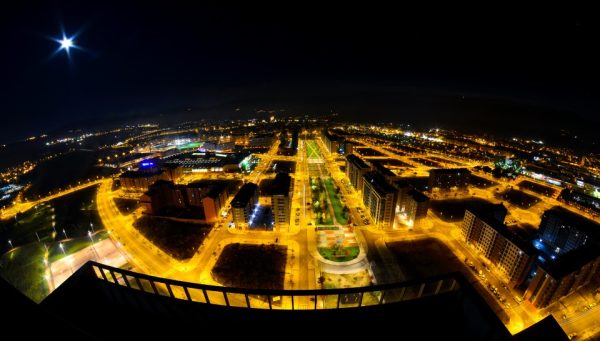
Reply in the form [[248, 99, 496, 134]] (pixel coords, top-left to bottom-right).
[[0, 243, 48, 303], [212, 243, 287, 290], [323, 178, 348, 224], [0, 203, 55, 255], [318, 246, 359, 262], [48, 231, 109, 263], [306, 140, 321, 158]]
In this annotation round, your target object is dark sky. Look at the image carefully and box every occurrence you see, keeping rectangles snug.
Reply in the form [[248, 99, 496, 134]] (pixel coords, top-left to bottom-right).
[[1, 3, 599, 142]]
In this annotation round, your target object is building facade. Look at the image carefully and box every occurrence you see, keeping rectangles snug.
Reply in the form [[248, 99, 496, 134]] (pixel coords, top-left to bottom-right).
[[345, 154, 371, 194], [271, 173, 293, 231], [362, 172, 398, 229], [461, 206, 534, 286], [539, 207, 590, 254], [231, 183, 259, 228]]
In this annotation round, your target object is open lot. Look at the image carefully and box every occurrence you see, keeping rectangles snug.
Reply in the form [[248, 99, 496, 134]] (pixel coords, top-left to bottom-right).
[[387, 238, 467, 280], [211, 243, 287, 290]]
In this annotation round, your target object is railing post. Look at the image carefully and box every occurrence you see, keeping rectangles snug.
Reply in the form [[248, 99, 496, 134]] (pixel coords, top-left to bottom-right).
[[291, 295, 294, 310], [379, 291, 385, 304], [398, 287, 406, 301], [166, 283, 174, 298], [109, 270, 119, 284], [202, 289, 210, 304], [268, 295, 272, 310], [417, 283, 425, 298], [121, 275, 131, 288], [358, 292, 364, 307], [223, 291, 230, 306], [449, 279, 457, 291], [99, 268, 109, 282], [150, 280, 159, 294], [337, 294, 341, 309], [434, 280, 443, 295], [245, 293, 250, 308], [135, 277, 143, 291], [183, 286, 192, 301]]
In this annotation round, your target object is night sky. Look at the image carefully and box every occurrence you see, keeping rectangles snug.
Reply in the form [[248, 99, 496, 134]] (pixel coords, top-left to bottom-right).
[[1, 3, 599, 143]]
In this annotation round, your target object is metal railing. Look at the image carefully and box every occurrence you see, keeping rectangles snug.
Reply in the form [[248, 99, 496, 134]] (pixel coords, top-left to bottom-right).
[[88, 261, 461, 310]]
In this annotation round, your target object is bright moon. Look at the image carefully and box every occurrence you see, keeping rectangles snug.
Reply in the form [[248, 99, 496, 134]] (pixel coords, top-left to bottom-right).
[[60, 37, 73, 50]]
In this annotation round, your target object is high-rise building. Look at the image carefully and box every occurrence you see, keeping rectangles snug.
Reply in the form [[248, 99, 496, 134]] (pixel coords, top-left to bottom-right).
[[119, 170, 168, 191], [539, 207, 593, 254], [320, 129, 342, 154], [271, 173, 293, 231], [461, 205, 534, 286], [231, 183, 259, 228], [400, 189, 430, 227], [345, 154, 371, 194], [523, 207, 600, 307], [428, 168, 471, 191], [362, 172, 398, 229], [370, 161, 397, 184], [139, 180, 236, 223], [525, 245, 600, 308]]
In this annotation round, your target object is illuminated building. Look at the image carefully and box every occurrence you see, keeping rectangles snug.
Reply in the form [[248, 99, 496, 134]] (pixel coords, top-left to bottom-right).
[[539, 207, 594, 254], [320, 129, 342, 154], [362, 172, 398, 229], [397, 189, 429, 227], [428, 168, 471, 191], [525, 245, 600, 308], [139, 180, 237, 223], [119, 170, 168, 191], [271, 173, 292, 231], [248, 133, 275, 148], [525, 207, 600, 307], [345, 154, 370, 194], [461, 205, 535, 287], [231, 183, 259, 228]]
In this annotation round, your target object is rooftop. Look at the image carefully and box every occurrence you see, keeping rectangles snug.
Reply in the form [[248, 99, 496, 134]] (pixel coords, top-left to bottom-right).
[[346, 154, 370, 169], [271, 173, 291, 196], [408, 189, 429, 203], [120, 169, 164, 178], [371, 161, 396, 177], [429, 168, 471, 175], [232, 183, 258, 208], [540, 243, 600, 279], [542, 206, 600, 242], [363, 172, 397, 195]]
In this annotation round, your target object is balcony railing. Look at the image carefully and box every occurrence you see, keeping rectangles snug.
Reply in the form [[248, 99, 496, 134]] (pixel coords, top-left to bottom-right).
[[89, 261, 461, 310]]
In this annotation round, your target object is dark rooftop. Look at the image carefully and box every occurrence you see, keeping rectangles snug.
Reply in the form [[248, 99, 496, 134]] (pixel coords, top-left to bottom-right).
[[542, 206, 600, 242], [346, 154, 370, 169], [363, 172, 397, 195], [371, 160, 396, 178], [408, 189, 429, 203], [232, 183, 258, 208], [271, 173, 291, 196], [540, 243, 600, 279], [429, 168, 471, 175], [119, 169, 164, 178]]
